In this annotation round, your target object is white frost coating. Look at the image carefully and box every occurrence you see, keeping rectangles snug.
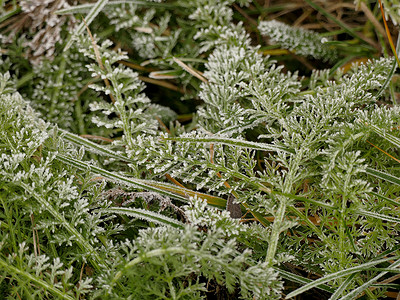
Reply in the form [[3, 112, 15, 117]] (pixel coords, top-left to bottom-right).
[[259, 20, 337, 62]]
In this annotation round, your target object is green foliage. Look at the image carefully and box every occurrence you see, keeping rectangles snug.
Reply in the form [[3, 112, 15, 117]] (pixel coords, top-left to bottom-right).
[[1, 0, 400, 299], [259, 20, 338, 62]]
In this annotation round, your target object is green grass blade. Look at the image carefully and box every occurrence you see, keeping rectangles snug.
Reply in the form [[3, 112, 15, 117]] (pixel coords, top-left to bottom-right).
[[357, 209, 400, 223], [103, 207, 185, 228], [165, 136, 294, 154], [285, 256, 399, 299], [274, 267, 335, 293], [338, 259, 400, 300], [60, 132, 229, 208], [374, 244, 400, 260], [55, 154, 229, 209], [57, 133, 230, 208], [61, 130, 133, 163], [368, 124, 400, 149], [371, 283, 400, 289], [369, 191, 399, 207], [369, 268, 400, 273], [328, 274, 356, 300], [64, 0, 109, 51], [56, 151, 271, 226], [250, 210, 272, 227], [56, 154, 190, 203], [328, 55, 357, 77], [366, 167, 400, 186]]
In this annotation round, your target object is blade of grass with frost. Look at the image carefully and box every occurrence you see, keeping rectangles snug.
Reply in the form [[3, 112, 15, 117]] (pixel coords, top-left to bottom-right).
[[366, 167, 400, 186], [59, 131, 229, 207], [63, 0, 109, 52], [329, 274, 356, 300], [375, 244, 400, 260], [56, 154, 190, 202], [370, 268, 400, 273], [338, 259, 400, 300], [357, 209, 400, 223], [57, 154, 272, 226], [103, 207, 185, 228], [61, 130, 134, 163], [56, 0, 175, 15], [0, 258, 75, 300], [367, 124, 400, 149], [56, 154, 230, 208], [369, 191, 399, 207], [285, 256, 399, 299], [165, 136, 294, 154], [274, 268, 335, 293], [58, 132, 229, 208]]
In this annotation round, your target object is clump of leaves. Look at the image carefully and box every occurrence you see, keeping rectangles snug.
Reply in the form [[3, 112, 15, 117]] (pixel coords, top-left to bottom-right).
[[1, 0, 400, 299]]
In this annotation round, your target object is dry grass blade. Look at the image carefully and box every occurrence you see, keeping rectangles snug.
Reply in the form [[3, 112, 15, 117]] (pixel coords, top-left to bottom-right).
[[79, 135, 114, 143], [367, 140, 400, 164], [139, 75, 185, 93], [118, 60, 155, 72], [165, 173, 186, 188], [378, 0, 400, 68], [359, 2, 386, 40], [173, 57, 207, 83]]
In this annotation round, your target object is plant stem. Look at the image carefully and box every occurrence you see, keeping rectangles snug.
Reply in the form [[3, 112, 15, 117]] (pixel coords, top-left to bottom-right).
[[265, 196, 287, 266], [265, 153, 302, 266]]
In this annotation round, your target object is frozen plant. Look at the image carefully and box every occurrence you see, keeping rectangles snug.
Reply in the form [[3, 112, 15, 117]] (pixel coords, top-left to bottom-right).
[[1, 1, 400, 299], [259, 20, 338, 62]]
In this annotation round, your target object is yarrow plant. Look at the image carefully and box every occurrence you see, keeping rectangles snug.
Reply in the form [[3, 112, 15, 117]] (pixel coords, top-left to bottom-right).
[[1, 0, 400, 299], [258, 20, 338, 62]]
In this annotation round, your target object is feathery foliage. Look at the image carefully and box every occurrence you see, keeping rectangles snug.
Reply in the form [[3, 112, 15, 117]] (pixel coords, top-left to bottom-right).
[[1, 0, 400, 299]]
